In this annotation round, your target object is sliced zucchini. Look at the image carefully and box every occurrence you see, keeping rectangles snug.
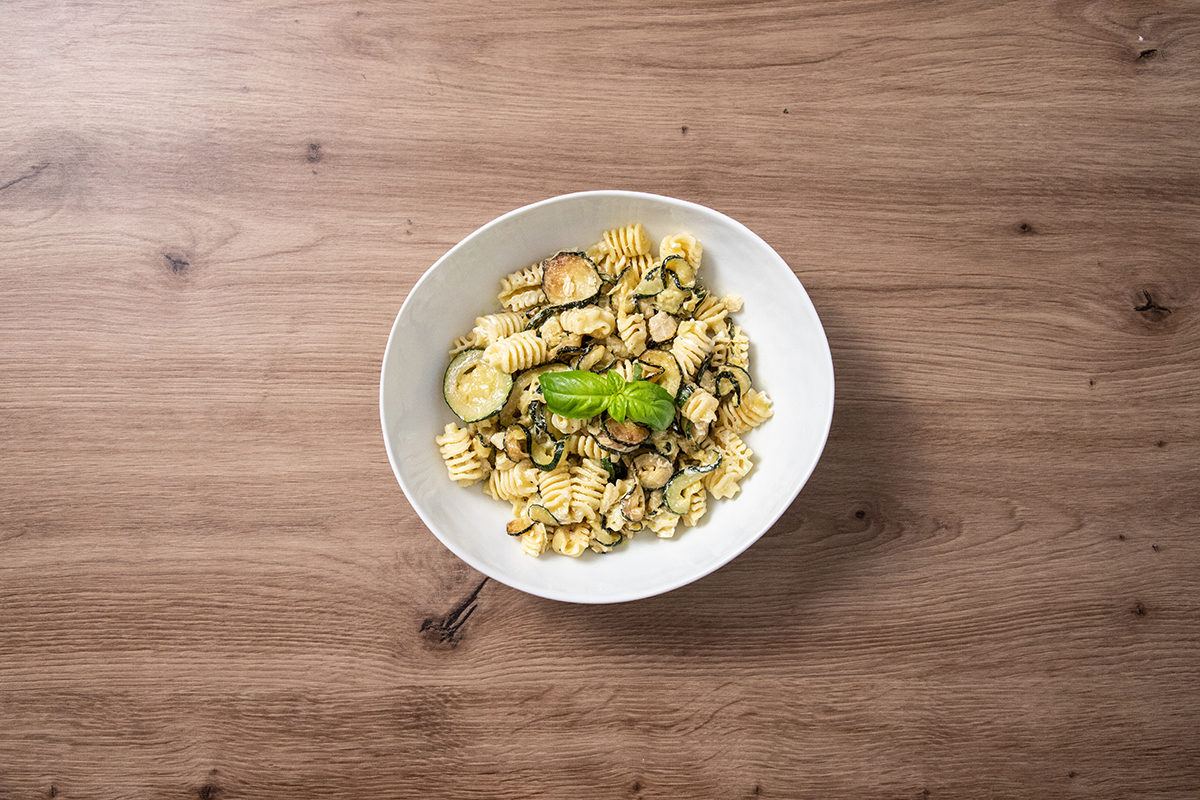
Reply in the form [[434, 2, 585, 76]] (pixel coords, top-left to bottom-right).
[[661, 254, 696, 288], [500, 363, 570, 425], [715, 365, 752, 406], [637, 349, 682, 397], [678, 286, 703, 319], [650, 430, 680, 460], [529, 400, 548, 435], [653, 281, 690, 315], [620, 481, 646, 523], [443, 349, 514, 423], [504, 424, 531, 461], [663, 452, 723, 514], [528, 504, 560, 526], [675, 383, 696, 408], [633, 452, 673, 490], [574, 343, 614, 373], [507, 517, 535, 537], [604, 417, 650, 447], [553, 344, 588, 362], [611, 264, 640, 296], [633, 265, 665, 298], [593, 528, 623, 546], [525, 304, 560, 331], [530, 432, 565, 471], [593, 425, 638, 455], [542, 251, 602, 307]]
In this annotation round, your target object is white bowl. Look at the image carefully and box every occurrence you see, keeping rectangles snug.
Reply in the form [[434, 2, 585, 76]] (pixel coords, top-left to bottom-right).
[[380, 191, 834, 604]]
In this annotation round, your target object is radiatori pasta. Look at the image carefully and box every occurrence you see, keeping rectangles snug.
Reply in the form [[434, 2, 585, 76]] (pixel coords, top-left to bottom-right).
[[436, 225, 773, 557]]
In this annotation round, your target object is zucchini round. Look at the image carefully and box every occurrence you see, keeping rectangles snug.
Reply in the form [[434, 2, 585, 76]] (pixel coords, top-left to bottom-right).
[[500, 364, 569, 425], [542, 252, 602, 307], [604, 417, 650, 447], [633, 265, 665, 298], [507, 518, 535, 537], [637, 349, 682, 397], [715, 365, 752, 406], [663, 452, 723, 515], [443, 349, 514, 423], [530, 432, 565, 471], [593, 528, 623, 546], [528, 504, 560, 526], [661, 254, 696, 288]]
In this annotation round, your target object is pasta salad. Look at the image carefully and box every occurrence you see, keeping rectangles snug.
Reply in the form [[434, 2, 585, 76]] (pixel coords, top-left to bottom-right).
[[435, 223, 773, 557]]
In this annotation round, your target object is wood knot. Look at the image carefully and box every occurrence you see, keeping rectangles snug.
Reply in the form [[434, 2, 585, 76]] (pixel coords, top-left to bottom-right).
[[306, 142, 323, 163], [855, 509, 866, 519], [681, 125, 688, 135], [1137, 48, 1158, 59], [198, 784, 220, 800], [1132, 602, 1147, 617], [1134, 289, 1171, 322], [420, 577, 487, 649], [1016, 221, 1034, 234], [164, 253, 190, 274]]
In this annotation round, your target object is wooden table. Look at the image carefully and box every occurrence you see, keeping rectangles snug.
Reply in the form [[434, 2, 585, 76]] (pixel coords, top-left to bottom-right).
[[3, 2, 1198, 798]]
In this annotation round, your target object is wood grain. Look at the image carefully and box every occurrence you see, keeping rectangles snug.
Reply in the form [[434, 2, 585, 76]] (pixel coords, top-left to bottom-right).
[[2, 1, 1199, 798]]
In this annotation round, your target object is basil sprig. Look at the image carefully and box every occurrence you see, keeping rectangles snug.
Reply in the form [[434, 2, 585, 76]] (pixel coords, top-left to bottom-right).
[[539, 370, 676, 431]]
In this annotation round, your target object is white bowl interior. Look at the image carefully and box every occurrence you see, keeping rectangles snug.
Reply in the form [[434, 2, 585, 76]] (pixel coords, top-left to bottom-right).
[[381, 191, 834, 603]]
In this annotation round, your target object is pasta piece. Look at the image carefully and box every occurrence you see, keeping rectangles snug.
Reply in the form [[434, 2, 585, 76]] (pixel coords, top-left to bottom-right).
[[483, 330, 550, 373], [616, 311, 648, 358], [704, 427, 754, 499], [504, 287, 546, 313], [564, 432, 607, 460], [716, 389, 774, 434], [726, 325, 750, 369], [670, 320, 712, 379], [520, 523, 550, 557], [537, 461, 573, 522], [435, 423, 488, 486], [693, 294, 730, 333], [709, 325, 731, 369], [498, 263, 541, 298], [473, 311, 525, 345], [682, 485, 708, 527], [681, 388, 719, 428], [570, 458, 608, 522], [486, 458, 539, 502], [560, 306, 616, 338], [615, 252, 655, 280], [603, 223, 650, 257], [549, 412, 586, 436], [721, 293, 744, 313], [448, 331, 483, 356], [659, 233, 701, 268], [647, 509, 680, 538], [552, 523, 591, 557]]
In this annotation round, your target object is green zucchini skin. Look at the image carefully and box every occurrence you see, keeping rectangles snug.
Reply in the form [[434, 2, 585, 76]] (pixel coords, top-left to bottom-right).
[[443, 349, 514, 423], [663, 452, 723, 514], [530, 434, 566, 471], [542, 251, 602, 307], [633, 265, 665, 298], [528, 504, 560, 526]]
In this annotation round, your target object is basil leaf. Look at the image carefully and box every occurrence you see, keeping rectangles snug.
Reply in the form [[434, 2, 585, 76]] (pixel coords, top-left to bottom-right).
[[620, 380, 677, 431], [608, 393, 628, 423], [539, 371, 614, 419]]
